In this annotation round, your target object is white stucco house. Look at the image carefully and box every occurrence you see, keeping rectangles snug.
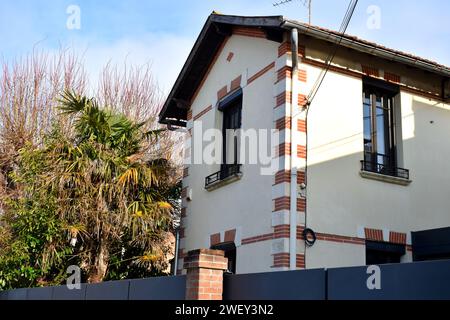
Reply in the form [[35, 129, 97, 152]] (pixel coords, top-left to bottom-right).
[[159, 13, 450, 275]]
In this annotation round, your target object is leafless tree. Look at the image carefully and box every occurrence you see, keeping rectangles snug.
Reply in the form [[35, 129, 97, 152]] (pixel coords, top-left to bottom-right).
[[0, 48, 182, 218], [0, 49, 87, 200]]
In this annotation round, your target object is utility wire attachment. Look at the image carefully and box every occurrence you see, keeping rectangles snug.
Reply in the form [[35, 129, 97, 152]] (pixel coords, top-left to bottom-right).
[[273, 0, 293, 7], [273, 0, 312, 24], [304, 0, 358, 108]]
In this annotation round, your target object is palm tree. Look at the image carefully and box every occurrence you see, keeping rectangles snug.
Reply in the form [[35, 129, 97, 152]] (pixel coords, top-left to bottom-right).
[[50, 91, 176, 282]]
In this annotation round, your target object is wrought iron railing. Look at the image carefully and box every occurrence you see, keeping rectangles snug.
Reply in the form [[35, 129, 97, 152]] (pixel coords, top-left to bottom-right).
[[361, 152, 409, 180], [205, 164, 242, 188]]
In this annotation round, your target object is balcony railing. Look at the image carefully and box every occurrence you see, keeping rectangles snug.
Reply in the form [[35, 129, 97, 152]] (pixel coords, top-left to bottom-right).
[[205, 164, 242, 189], [361, 153, 409, 180]]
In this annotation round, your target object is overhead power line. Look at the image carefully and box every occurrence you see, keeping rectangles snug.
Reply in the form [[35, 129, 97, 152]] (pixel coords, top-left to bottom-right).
[[304, 0, 359, 108], [299, 0, 359, 240]]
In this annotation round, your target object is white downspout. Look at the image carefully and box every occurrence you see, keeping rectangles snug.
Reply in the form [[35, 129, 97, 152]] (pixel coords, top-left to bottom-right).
[[173, 227, 180, 275], [290, 28, 299, 270]]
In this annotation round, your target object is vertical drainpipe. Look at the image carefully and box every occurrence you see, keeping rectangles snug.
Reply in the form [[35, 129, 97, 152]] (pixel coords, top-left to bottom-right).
[[290, 28, 299, 270], [173, 227, 180, 276]]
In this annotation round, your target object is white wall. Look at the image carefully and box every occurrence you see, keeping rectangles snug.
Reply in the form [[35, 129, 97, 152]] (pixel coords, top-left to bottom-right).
[[183, 34, 279, 274], [237, 241, 274, 274], [306, 241, 366, 269], [182, 32, 450, 273], [304, 37, 450, 268]]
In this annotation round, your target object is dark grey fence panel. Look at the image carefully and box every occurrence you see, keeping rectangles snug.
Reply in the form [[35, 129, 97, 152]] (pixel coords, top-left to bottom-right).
[[224, 269, 326, 300], [85, 280, 130, 300], [0, 275, 186, 300], [5, 288, 28, 300], [27, 286, 54, 300], [52, 284, 87, 300], [3, 261, 450, 300], [129, 276, 186, 300], [328, 259, 450, 300], [0, 290, 9, 300]]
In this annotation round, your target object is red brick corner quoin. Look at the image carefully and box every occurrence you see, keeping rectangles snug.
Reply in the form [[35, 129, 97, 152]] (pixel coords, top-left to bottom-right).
[[184, 249, 228, 300]]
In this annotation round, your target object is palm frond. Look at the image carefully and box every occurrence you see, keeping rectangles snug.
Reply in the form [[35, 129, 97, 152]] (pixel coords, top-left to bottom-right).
[[58, 91, 91, 115]]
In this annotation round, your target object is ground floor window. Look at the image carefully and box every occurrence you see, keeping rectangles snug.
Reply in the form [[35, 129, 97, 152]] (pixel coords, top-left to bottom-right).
[[210, 242, 236, 274], [366, 241, 405, 265]]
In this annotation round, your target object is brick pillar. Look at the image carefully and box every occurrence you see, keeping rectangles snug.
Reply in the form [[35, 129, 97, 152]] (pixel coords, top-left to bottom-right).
[[184, 249, 228, 300]]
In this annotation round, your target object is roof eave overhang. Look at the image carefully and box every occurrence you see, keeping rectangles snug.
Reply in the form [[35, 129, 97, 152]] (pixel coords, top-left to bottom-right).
[[282, 20, 450, 79], [158, 14, 284, 126], [159, 15, 450, 126]]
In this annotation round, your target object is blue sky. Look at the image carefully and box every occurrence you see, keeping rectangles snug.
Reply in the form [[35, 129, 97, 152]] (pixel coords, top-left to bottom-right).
[[1, 0, 448, 92]]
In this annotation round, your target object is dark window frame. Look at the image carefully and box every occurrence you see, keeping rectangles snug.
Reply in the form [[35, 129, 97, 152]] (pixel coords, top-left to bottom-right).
[[361, 78, 409, 179], [221, 94, 242, 176], [205, 89, 243, 188], [363, 82, 397, 170], [365, 240, 405, 265]]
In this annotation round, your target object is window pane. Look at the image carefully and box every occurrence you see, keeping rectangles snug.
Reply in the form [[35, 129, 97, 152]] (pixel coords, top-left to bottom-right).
[[364, 92, 371, 104], [376, 106, 386, 156], [364, 118, 372, 151], [363, 94, 372, 152], [222, 100, 242, 167], [363, 101, 371, 119], [377, 154, 386, 167], [224, 104, 241, 130], [376, 95, 382, 108]]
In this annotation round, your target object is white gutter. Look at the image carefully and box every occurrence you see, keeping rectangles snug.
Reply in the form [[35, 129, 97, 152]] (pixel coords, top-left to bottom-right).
[[289, 28, 299, 270]]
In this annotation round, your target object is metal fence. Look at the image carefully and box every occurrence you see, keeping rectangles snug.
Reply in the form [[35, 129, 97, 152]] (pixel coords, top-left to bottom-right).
[[0, 275, 186, 300], [223, 268, 326, 300], [327, 259, 450, 300], [1, 260, 450, 300], [224, 259, 450, 300]]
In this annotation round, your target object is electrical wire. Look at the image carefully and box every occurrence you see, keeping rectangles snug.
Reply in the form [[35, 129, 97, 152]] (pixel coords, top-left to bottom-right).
[[305, 0, 359, 109], [300, 0, 359, 268], [303, 0, 359, 216], [273, 0, 359, 269]]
